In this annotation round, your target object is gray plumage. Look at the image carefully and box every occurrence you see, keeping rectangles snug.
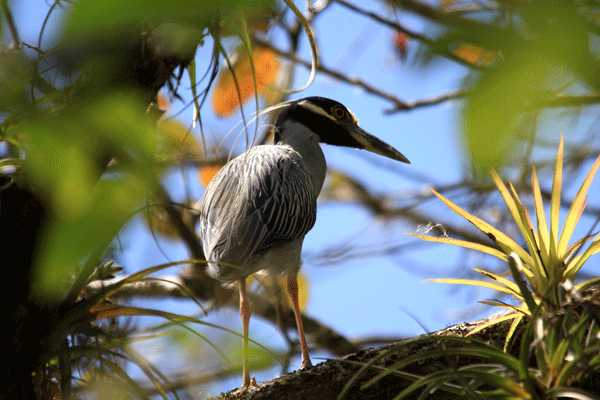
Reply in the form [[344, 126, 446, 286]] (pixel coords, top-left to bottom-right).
[[200, 144, 317, 283]]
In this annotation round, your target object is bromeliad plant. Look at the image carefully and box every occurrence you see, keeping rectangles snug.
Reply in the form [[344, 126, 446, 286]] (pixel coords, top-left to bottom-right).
[[337, 136, 600, 400], [410, 134, 600, 338]]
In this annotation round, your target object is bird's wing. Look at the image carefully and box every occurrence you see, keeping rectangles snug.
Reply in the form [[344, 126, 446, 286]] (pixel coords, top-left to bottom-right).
[[199, 146, 317, 278]]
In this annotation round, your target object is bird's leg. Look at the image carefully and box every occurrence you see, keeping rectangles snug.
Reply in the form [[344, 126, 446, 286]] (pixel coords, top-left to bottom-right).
[[287, 274, 313, 369], [239, 278, 254, 387]]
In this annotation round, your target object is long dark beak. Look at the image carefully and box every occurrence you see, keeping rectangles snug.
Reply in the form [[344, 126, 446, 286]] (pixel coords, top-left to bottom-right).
[[347, 125, 410, 164]]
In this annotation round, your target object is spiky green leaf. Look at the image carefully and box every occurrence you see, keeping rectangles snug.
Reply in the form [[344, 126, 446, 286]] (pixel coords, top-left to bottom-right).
[[430, 188, 533, 265], [557, 148, 600, 257]]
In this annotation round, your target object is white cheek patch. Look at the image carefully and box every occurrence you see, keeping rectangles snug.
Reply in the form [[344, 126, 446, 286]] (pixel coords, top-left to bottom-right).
[[297, 100, 337, 122], [348, 109, 359, 125]]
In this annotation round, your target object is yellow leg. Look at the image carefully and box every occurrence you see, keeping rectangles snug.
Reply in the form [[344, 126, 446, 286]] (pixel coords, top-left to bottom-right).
[[239, 278, 253, 387], [287, 274, 312, 369]]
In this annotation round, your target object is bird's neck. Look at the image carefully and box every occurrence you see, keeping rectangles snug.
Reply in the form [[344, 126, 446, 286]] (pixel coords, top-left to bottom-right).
[[276, 121, 327, 196]]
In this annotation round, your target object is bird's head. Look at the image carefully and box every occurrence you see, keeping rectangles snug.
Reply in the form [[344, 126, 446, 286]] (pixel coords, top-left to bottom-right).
[[273, 97, 410, 164]]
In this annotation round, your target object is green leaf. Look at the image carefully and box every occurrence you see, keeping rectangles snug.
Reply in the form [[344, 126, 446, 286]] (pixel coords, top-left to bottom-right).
[[427, 278, 522, 298], [463, 69, 521, 172], [506, 180, 547, 284], [490, 171, 543, 280], [65, 0, 266, 42], [394, 368, 528, 400], [430, 188, 533, 266], [360, 337, 521, 393], [99, 357, 151, 399], [22, 95, 159, 301], [91, 304, 283, 366], [504, 314, 524, 352], [531, 165, 551, 266], [566, 234, 600, 281], [550, 135, 564, 260], [464, 311, 523, 338], [187, 59, 203, 131], [472, 268, 520, 293], [558, 152, 600, 257], [507, 253, 538, 314], [406, 233, 508, 261]]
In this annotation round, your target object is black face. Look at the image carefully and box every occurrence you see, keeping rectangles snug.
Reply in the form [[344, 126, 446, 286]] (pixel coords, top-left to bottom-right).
[[273, 97, 365, 150]]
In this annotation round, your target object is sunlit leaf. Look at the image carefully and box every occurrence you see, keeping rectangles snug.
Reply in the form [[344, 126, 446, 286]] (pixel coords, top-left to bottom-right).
[[453, 43, 497, 66], [490, 171, 541, 279], [143, 202, 180, 240], [557, 151, 600, 257], [426, 278, 521, 298], [507, 253, 538, 315], [566, 234, 600, 280], [507, 181, 546, 287], [430, 188, 533, 265], [90, 303, 282, 366], [199, 163, 224, 187], [531, 165, 551, 266], [564, 233, 597, 264], [550, 135, 564, 255], [221, 3, 276, 36], [472, 268, 520, 293], [65, 0, 266, 42], [187, 59, 202, 130], [156, 118, 202, 162], [504, 313, 524, 352], [465, 311, 522, 337], [278, 0, 317, 95], [212, 46, 280, 117], [406, 233, 508, 261]]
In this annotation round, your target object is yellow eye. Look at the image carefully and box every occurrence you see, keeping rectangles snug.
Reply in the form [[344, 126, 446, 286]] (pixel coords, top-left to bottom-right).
[[331, 105, 346, 120]]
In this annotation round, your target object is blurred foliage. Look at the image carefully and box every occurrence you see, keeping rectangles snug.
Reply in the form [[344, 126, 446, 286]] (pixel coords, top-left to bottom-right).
[[403, 0, 600, 172], [462, 1, 599, 172], [1, 0, 279, 398], [212, 45, 281, 117], [20, 94, 158, 300]]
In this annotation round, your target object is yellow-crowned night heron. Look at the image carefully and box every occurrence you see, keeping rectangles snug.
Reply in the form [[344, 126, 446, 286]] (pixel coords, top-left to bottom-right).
[[199, 96, 409, 387]]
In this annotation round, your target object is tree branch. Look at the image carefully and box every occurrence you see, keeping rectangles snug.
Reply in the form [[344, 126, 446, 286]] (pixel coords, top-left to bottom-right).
[[333, 0, 485, 70], [525, 92, 600, 110], [386, 0, 520, 47], [252, 36, 464, 113], [1, 1, 21, 48], [208, 315, 519, 400]]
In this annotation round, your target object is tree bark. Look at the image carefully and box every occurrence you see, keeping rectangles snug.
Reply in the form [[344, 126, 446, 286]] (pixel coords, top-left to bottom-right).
[[208, 316, 517, 400]]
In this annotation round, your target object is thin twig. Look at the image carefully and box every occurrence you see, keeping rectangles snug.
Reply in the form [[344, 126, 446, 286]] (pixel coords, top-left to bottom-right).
[[525, 93, 600, 111], [253, 36, 464, 113], [333, 0, 484, 70], [1, 1, 21, 48], [383, 89, 467, 114], [385, 0, 520, 46]]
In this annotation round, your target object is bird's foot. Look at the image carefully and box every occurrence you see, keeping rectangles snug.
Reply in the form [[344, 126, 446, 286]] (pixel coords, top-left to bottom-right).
[[241, 376, 257, 388], [299, 358, 313, 370]]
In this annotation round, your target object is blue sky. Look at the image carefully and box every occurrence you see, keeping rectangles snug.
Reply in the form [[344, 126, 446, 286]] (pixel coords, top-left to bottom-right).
[[11, 0, 600, 396]]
